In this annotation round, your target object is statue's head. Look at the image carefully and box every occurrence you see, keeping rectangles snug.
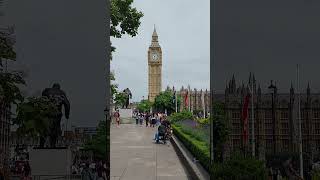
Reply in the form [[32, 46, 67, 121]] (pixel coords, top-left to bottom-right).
[[52, 83, 61, 90]]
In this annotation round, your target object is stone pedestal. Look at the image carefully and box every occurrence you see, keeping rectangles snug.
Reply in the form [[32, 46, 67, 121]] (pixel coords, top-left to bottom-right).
[[118, 108, 133, 118], [29, 148, 72, 176]]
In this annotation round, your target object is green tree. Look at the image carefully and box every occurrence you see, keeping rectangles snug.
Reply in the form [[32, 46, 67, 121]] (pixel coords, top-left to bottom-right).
[[13, 97, 59, 138], [110, 0, 143, 57], [0, 28, 16, 66], [137, 99, 152, 113], [212, 101, 229, 163], [83, 120, 106, 159], [153, 90, 181, 114], [114, 92, 127, 108], [110, 72, 118, 99], [0, 27, 25, 121]]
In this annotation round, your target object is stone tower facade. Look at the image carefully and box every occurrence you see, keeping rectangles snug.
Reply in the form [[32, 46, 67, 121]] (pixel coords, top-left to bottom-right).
[[148, 26, 162, 102]]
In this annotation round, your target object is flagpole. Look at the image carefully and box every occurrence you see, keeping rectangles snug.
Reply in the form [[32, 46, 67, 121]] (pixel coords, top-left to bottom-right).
[[297, 64, 303, 179], [175, 91, 178, 113], [251, 77, 255, 157]]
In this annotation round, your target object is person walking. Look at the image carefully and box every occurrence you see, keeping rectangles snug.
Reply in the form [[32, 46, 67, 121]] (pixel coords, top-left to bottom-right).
[[113, 110, 120, 127], [139, 113, 143, 126], [135, 113, 139, 125], [151, 113, 156, 128], [145, 112, 150, 127]]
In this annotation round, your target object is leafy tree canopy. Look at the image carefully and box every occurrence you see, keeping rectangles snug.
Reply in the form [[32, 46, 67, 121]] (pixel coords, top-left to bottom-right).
[[137, 99, 152, 113], [110, 0, 143, 56], [13, 97, 59, 138], [0, 30, 16, 65], [0, 71, 25, 105], [114, 92, 127, 108], [83, 121, 106, 159], [153, 90, 181, 114]]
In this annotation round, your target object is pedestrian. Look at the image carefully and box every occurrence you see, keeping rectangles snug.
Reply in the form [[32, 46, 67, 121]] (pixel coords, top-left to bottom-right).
[[151, 113, 156, 128], [145, 112, 150, 127], [135, 113, 139, 125], [81, 163, 93, 180], [113, 110, 120, 127], [139, 113, 143, 126]]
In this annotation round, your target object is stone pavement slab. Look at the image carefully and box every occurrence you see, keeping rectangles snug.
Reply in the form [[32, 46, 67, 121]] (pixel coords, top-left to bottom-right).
[[110, 122, 191, 180]]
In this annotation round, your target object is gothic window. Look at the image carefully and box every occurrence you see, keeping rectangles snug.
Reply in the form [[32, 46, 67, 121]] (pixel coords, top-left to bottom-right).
[[282, 139, 289, 150], [281, 111, 288, 119], [314, 111, 320, 119]]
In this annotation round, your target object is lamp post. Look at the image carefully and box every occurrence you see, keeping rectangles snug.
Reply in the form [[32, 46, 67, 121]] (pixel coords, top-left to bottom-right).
[[248, 83, 255, 157], [104, 108, 110, 180], [268, 80, 277, 155]]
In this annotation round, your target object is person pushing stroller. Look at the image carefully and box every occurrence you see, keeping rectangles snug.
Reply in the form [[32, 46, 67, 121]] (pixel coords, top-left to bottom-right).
[[154, 122, 167, 144]]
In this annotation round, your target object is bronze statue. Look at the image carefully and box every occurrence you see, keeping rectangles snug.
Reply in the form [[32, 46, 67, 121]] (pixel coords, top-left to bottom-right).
[[122, 88, 132, 109], [41, 83, 70, 148]]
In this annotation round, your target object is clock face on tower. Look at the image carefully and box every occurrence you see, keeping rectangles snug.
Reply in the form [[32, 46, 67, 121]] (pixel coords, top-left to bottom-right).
[[151, 52, 159, 61]]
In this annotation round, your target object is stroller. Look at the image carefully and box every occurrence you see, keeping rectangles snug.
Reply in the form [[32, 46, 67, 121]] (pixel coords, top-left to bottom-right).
[[156, 126, 173, 144]]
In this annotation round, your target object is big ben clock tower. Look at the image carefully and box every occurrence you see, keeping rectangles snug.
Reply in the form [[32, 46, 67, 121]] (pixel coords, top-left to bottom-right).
[[148, 26, 162, 102]]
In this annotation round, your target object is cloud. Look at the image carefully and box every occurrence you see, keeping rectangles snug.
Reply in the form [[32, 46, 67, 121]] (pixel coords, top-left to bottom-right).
[[111, 0, 210, 102]]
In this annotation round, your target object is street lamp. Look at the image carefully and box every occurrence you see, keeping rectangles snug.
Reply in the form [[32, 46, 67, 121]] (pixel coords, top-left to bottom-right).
[[104, 107, 110, 179], [268, 80, 277, 155]]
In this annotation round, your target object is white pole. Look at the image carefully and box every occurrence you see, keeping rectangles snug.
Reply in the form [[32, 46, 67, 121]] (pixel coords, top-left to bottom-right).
[[297, 64, 303, 179], [175, 92, 178, 113]]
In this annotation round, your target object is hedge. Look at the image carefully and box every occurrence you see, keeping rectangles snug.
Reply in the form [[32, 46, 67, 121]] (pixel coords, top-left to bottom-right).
[[172, 124, 210, 172]]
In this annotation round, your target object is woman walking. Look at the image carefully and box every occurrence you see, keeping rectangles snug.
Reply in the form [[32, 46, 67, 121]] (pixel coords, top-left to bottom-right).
[[113, 110, 120, 127]]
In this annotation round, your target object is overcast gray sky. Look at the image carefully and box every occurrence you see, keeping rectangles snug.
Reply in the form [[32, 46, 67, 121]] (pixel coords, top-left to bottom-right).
[[111, 0, 210, 102], [214, 0, 320, 94], [3, 0, 107, 127]]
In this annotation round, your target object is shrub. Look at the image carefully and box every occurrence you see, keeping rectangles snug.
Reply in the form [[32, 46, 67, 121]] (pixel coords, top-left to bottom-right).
[[169, 110, 193, 123], [196, 118, 209, 125], [172, 124, 210, 172], [211, 154, 267, 180], [174, 121, 209, 144]]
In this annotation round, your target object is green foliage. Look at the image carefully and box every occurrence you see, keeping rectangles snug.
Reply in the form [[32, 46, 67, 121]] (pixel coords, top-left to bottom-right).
[[0, 71, 25, 105], [169, 110, 193, 123], [196, 118, 209, 125], [0, 30, 16, 64], [172, 124, 210, 172], [83, 121, 106, 159], [211, 154, 267, 180], [114, 92, 127, 108], [153, 90, 176, 113], [110, 73, 118, 100], [137, 99, 152, 113], [212, 101, 229, 163], [311, 167, 320, 180], [110, 0, 143, 56], [14, 97, 59, 137], [174, 122, 209, 145]]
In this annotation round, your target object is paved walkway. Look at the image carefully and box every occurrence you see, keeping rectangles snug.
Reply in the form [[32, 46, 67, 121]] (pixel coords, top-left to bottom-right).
[[110, 120, 191, 180]]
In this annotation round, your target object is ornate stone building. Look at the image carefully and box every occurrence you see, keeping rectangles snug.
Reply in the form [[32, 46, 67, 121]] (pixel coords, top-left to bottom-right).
[[176, 86, 211, 116], [148, 26, 162, 102], [173, 73, 320, 172], [219, 74, 320, 172]]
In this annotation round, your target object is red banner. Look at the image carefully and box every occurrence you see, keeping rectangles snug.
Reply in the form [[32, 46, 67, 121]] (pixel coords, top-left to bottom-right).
[[184, 91, 189, 107], [241, 94, 250, 145]]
